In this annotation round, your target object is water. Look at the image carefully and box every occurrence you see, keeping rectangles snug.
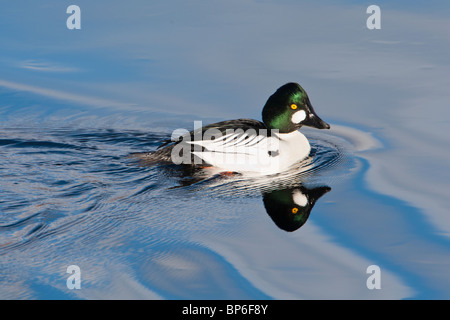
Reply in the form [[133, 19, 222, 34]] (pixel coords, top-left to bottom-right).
[[1, 1, 450, 300]]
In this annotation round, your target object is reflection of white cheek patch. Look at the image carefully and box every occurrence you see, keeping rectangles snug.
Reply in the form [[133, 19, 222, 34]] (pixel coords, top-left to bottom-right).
[[291, 110, 306, 124], [292, 190, 308, 207]]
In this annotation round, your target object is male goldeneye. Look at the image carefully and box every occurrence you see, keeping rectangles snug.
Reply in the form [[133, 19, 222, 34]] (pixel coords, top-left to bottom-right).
[[141, 82, 330, 174]]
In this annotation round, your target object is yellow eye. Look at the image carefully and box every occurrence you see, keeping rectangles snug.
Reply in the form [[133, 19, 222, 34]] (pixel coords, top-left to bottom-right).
[[290, 104, 297, 110], [292, 207, 298, 214]]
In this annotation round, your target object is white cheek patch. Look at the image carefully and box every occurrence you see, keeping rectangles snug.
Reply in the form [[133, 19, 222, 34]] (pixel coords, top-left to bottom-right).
[[292, 189, 308, 207], [291, 110, 307, 124]]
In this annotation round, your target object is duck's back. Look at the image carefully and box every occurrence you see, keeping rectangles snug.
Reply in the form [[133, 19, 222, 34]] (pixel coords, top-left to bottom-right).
[[136, 118, 268, 166]]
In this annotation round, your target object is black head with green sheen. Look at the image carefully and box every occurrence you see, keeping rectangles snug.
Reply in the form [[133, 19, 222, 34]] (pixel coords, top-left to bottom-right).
[[262, 82, 330, 133]]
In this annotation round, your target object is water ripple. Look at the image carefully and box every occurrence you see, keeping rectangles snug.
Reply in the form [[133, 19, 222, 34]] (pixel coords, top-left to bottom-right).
[[0, 125, 358, 259]]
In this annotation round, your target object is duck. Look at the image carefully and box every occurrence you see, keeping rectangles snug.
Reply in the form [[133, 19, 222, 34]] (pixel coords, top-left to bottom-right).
[[139, 82, 330, 174]]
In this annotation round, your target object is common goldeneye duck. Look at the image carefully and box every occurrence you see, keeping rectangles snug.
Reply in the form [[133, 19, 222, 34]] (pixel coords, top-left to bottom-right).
[[141, 82, 330, 174]]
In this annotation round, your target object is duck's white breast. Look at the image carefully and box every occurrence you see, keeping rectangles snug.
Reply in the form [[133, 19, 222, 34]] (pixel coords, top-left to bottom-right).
[[275, 130, 311, 170]]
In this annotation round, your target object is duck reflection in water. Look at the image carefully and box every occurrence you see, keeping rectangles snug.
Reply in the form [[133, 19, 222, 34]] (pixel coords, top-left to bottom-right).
[[131, 159, 330, 232], [262, 186, 330, 232], [173, 166, 330, 232]]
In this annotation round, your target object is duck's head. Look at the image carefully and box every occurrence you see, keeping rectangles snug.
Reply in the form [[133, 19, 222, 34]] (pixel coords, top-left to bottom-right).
[[263, 186, 331, 232], [262, 82, 330, 133]]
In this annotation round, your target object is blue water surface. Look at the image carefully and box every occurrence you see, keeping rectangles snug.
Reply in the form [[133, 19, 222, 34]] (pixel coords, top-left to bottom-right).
[[1, 1, 450, 299]]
